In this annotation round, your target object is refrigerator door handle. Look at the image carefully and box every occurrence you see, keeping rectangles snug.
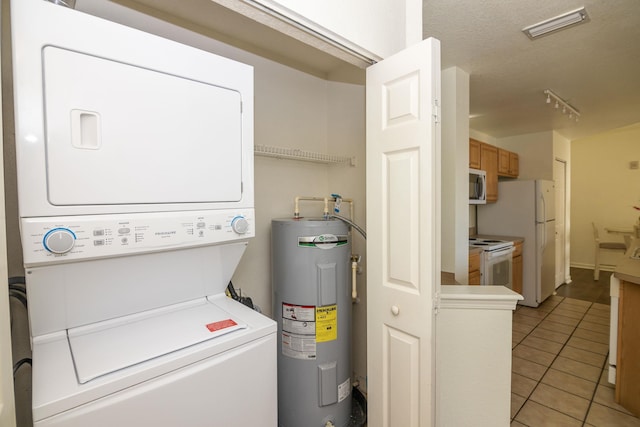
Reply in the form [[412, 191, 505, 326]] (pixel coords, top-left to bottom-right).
[[540, 193, 546, 248]]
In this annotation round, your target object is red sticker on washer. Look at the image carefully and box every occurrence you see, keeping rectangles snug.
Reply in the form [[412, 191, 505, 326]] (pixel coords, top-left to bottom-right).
[[206, 319, 237, 332]]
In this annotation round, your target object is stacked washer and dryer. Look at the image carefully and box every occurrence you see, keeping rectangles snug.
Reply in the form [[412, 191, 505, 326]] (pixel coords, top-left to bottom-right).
[[11, 0, 276, 425]]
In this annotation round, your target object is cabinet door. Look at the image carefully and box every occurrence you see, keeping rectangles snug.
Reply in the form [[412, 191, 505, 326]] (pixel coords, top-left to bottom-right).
[[468, 251, 481, 285], [509, 152, 519, 177], [512, 255, 523, 295], [469, 139, 481, 169], [468, 270, 481, 286], [480, 143, 498, 202], [616, 280, 640, 415], [497, 149, 510, 175], [512, 242, 523, 295]]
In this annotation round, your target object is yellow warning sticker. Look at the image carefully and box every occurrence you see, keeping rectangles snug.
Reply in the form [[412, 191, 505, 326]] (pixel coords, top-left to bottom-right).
[[316, 305, 337, 342]]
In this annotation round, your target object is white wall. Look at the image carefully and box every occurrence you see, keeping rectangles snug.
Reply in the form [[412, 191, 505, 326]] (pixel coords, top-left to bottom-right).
[[441, 67, 469, 282], [251, 0, 422, 59], [497, 130, 554, 181], [570, 122, 640, 270]]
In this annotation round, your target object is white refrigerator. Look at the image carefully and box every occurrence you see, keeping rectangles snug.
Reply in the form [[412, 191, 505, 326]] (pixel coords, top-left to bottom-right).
[[477, 180, 556, 307]]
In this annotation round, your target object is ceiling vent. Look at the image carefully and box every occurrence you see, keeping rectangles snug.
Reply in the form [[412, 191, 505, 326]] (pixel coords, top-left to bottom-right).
[[523, 7, 589, 39]]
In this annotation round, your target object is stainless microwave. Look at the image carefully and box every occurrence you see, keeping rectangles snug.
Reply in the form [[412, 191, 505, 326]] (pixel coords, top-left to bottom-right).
[[469, 168, 487, 204]]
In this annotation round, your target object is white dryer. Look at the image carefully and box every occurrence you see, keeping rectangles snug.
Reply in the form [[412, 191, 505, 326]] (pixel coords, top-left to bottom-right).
[[10, 0, 276, 425]]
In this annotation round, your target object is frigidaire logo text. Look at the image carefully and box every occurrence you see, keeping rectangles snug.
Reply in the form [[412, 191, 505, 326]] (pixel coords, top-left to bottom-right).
[[155, 231, 177, 236]]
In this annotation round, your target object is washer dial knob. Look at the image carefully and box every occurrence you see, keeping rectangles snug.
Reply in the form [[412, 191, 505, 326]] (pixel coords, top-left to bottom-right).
[[231, 216, 250, 235], [43, 228, 76, 254]]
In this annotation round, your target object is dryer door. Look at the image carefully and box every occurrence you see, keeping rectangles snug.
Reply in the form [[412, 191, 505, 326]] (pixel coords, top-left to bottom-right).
[[43, 46, 243, 207]]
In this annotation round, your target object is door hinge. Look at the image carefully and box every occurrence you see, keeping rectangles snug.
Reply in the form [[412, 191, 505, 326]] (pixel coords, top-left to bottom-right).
[[433, 99, 440, 124], [433, 290, 441, 315]]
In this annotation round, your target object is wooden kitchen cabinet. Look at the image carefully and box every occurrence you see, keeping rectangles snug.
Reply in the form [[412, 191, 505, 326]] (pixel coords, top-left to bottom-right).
[[470, 138, 509, 201], [498, 149, 510, 175], [615, 279, 640, 416], [498, 148, 519, 178], [469, 138, 481, 169], [509, 152, 519, 177], [469, 250, 481, 285], [512, 241, 523, 295], [480, 143, 498, 203]]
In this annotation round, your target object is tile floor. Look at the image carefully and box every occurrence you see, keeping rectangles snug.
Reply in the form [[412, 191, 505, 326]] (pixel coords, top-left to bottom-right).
[[511, 294, 640, 426]]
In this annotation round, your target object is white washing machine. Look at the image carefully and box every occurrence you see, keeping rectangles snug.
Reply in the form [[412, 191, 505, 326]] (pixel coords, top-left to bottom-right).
[[11, 0, 276, 425]]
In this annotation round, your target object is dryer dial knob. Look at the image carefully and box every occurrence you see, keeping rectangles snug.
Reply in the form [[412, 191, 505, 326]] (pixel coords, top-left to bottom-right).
[[43, 228, 76, 254], [231, 216, 249, 235]]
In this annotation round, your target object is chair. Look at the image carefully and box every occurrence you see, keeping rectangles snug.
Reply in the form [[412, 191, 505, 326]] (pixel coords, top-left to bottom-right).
[[592, 222, 627, 280]]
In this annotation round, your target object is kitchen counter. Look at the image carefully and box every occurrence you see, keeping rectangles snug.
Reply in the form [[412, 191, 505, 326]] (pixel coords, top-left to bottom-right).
[[614, 238, 640, 284], [441, 272, 459, 285], [472, 234, 525, 244]]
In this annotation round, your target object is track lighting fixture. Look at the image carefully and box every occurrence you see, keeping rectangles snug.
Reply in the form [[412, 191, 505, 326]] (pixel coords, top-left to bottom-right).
[[544, 89, 580, 122]]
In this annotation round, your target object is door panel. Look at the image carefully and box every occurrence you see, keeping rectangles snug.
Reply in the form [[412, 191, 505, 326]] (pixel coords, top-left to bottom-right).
[[554, 159, 567, 287], [366, 38, 440, 427], [385, 326, 419, 426], [387, 150, 420, 289]]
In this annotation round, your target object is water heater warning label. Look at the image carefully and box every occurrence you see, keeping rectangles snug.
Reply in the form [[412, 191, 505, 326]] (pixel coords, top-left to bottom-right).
[[315, 305, 337, 342], [282, 303, 316, 360]]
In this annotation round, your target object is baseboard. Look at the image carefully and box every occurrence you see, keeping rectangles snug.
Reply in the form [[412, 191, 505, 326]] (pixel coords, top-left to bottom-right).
[[569, 262, 616, 273]]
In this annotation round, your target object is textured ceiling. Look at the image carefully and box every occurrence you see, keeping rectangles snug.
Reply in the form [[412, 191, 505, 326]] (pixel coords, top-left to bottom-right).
[[86, 0, 640, 141], [423, 0, 640, 140]]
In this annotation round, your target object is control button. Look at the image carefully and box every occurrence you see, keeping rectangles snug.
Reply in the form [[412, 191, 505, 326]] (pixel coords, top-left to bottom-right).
[[93, 229, 105, 236], [94, 239, 105, 246], [121, 237, 128, 244], [118, 227, 131, 234], [197, 222, 206, 229], [231, 216, 250, 234], [43, 228, 76, 254], [214, 225, 222, 230]]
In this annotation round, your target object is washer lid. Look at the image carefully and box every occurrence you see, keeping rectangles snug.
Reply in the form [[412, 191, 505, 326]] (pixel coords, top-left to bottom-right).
[[67, 298, 247, 384]]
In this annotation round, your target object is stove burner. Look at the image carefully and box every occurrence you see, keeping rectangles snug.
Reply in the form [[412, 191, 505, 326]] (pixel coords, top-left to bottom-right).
[[469, 237, 514, 252]]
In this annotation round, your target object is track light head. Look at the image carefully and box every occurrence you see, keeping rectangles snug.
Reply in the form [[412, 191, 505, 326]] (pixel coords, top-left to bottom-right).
[[544, 89, 580, 122]]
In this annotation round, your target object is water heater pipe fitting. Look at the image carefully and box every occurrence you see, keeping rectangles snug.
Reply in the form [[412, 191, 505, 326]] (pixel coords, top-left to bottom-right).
[[293, 195, 354, 220]]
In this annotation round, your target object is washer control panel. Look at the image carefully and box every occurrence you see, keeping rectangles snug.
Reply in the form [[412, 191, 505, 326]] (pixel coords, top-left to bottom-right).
[[21, 209, 254, 266]]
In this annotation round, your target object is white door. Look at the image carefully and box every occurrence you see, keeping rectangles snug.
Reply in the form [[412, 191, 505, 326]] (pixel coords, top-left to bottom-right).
[[554, 159, 567, 287], [366, 38, 441, 427]]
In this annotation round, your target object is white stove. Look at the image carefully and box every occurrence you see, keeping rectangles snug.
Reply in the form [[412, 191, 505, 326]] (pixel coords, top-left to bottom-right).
[[469, 237, 514, 252], [469, 237, 515, 287]]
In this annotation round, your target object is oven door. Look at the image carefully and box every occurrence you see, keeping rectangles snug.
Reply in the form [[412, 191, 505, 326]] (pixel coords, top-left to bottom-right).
[[482, 247, 515, 288]]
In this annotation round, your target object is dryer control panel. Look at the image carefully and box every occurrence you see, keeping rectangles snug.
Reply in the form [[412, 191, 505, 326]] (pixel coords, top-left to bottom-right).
[[21, 209, 254, 266]]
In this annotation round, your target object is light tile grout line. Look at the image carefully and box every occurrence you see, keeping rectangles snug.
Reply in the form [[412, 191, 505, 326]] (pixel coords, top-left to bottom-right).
[[511, 297, 603, 425], [581, 351, 612, 427]]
